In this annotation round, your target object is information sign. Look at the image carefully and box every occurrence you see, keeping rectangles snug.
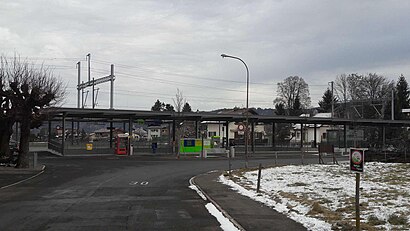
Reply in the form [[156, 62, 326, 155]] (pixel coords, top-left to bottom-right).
[[350, 148, 365, 173], [86, 143, 93, 151]]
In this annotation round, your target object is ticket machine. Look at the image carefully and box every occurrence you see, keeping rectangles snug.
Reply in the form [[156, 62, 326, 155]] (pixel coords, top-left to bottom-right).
[[115, 134, 129, 155]]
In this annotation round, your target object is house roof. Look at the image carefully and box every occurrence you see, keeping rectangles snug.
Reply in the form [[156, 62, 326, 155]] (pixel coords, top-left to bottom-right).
[[93, 128, 110, 133], [313, 113, 332, 118], [214, 108, 258, 116], [293, 124, 328, 129], [147, 125, 168, 129], [94, 128, 124, 133]]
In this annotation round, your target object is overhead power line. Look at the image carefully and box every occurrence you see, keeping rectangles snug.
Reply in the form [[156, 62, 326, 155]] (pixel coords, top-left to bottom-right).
[[115, 71, 272, 96], [97, 89, 273, 104], [93, 58, 274, 86]]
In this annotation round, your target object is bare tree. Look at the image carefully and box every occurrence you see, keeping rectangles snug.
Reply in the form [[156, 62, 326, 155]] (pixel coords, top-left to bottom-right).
[[2, 56, 65, 168], [335, 74, 351, 118], [173, 88, 185, 113], [0, 57, 15, 159], [336, 73, 394, 119], [171, 88, 184, 156], [275, 76, 310, 114], [346, 74, 364, 101], [335, 74, 350, 103]]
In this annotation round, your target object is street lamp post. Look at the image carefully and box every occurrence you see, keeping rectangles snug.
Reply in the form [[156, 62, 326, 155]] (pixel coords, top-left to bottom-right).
[[221, 54, 249, 168]]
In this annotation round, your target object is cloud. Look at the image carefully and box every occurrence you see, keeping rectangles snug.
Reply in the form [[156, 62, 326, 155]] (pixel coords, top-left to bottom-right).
[[1, 0, 410, 110]]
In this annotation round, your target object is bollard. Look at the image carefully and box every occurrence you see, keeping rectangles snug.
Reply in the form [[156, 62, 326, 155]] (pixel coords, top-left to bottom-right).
[[230, 146, 235, 158], [33, 152, 38, 168], [228, 149, 231, 176], [129, 145, 134, 156]]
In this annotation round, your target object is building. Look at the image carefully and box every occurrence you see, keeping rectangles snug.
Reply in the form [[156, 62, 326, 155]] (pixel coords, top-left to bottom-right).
[[291, 113, 332, 144], [89, 128, 125, 141], [147, 124, 169, 141], [202, 108, 268, 146]]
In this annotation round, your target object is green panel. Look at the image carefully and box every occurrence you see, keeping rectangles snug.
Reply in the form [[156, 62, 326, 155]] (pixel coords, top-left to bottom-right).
[[180, 139, 211, 153]]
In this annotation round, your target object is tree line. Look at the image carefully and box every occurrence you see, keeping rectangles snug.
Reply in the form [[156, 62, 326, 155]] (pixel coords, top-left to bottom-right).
[[274, 74, 410, 120], [151, 89, 192, 113]]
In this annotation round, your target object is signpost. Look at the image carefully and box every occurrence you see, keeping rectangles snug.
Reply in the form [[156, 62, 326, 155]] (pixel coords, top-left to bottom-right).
[[350, 148, 366, 231]]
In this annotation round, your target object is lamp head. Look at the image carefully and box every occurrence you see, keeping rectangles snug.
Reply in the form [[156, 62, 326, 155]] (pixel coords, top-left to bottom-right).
[[221, 54, 227, 58]]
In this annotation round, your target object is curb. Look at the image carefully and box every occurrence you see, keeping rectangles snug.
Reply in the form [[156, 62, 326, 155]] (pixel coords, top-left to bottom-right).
[[190, 172, 246, 231], [0, 165, 46, 190]]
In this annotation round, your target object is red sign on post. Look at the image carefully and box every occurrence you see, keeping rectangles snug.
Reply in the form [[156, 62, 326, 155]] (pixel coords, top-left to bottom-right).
[[350, 148, 365, 173]]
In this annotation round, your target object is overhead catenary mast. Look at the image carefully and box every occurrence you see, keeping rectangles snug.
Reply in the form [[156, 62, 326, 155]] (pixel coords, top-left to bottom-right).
[[77, 53, 115, 109]]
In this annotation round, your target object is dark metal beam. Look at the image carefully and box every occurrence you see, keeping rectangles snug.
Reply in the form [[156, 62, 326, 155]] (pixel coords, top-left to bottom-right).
[[44, 107, 410, 127]]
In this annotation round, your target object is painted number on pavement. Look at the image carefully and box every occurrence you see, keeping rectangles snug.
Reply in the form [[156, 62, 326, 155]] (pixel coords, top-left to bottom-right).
[[129, 181, 149, 186]]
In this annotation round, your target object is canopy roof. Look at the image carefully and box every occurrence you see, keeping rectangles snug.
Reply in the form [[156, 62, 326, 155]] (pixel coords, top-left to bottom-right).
[[44, 107, 410, 127]]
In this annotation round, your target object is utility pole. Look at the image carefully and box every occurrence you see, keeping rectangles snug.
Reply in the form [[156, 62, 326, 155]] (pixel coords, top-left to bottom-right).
[[392, 89, 394, 120], [331, 81, 334, 118], [76, 61, 81, 144], [86, 53, 91, 82], [81, 81, 85, 108], [92, 78, 95, 109], [77, 61, 81, 108], [110, 64, 114, 109]]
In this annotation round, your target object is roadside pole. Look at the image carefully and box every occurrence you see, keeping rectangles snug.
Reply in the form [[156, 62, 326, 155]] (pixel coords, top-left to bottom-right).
[[350, 148, 365, 231], [201, 132, 204, 159], [256, 163, 262, 193], [355, 173, 360, 231], [228, 148, 232, 176]]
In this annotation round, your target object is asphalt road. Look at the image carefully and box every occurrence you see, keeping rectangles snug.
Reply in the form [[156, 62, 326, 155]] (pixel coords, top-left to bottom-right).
[[0, 153, 333, 231]]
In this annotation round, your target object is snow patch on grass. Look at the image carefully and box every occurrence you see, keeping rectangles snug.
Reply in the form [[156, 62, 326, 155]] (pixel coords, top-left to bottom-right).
[[220, 162, 410, 230]]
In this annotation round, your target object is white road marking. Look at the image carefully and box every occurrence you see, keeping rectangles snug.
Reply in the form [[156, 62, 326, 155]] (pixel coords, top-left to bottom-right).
[[1, 165, 46, 190], [129, 181, 149, 186], [140, 181, 149, 186]]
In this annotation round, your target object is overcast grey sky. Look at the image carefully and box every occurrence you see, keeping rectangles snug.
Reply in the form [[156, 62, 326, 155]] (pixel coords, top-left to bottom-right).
[[2, 0, 410, 111]]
